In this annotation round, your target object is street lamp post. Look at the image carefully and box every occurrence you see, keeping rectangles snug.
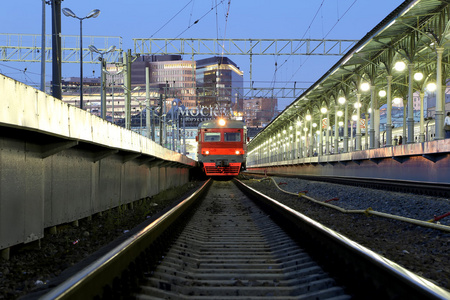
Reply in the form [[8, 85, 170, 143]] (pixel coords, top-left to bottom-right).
[[62, 8, 100, 110], [89, 45, 116, 119]]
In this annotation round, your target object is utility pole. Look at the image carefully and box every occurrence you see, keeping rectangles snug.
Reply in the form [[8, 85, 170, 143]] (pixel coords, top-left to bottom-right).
[[51, 0, 62, 99], [124, 49, 132, 129], [159, 94, 163, 146], [146, 67, 151, 139]]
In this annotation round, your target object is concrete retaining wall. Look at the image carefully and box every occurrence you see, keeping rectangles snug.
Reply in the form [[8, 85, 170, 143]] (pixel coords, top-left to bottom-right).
[[0, 74, 194, 251]]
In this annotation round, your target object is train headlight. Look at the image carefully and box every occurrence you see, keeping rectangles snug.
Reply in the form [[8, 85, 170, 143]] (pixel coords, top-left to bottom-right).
[[235, 150, 240, 155], [218, 119, 226, 126], [205, 150, 210, 155]]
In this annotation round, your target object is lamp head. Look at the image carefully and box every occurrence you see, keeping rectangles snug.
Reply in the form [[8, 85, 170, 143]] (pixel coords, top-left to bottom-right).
[[89, 45, 99, 53], [62, 8, 77, 18], [87, 9, 100, 19]]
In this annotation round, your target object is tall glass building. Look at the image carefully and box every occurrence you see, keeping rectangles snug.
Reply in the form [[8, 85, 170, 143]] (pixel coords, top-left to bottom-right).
[[195, 56, 243, 112]]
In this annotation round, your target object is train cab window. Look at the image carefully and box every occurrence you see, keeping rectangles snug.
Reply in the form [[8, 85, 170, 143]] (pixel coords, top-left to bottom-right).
[[204, 132, 221, 142], [224, 132, 241, 142]]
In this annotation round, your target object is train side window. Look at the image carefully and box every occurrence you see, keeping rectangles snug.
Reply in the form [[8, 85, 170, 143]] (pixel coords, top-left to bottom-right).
[[204, 132, 221, 142], [224, 132, 241, 142]]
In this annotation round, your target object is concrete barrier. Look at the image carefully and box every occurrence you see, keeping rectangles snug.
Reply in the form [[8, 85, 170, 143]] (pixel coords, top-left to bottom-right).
[[0, 74, 195, 253]]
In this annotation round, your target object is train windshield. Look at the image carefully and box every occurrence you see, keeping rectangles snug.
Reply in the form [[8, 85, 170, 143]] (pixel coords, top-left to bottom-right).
[[204, 132, 221, 142], [224, 132, 241, 142]]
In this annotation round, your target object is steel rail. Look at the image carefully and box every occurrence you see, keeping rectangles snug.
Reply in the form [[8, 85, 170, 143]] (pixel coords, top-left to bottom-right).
[[245, 172, 450, 197], [234, 178, 450, 300], [40, 179, 212, 300]]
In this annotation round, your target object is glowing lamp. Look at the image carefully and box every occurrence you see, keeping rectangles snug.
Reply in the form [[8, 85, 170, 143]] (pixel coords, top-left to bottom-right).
[[360, 82, 370, 91], [394, 61, 406, 71], [426, 82, 437, 92], [414, 72, 423, 81]]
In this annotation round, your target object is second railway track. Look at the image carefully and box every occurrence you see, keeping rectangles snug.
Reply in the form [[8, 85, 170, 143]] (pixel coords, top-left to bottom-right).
[[41, 179, 450, 300]]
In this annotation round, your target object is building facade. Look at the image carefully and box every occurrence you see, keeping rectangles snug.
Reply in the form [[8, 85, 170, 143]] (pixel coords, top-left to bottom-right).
[[195, 56, 243, 112], [243, 97, 278, 128]]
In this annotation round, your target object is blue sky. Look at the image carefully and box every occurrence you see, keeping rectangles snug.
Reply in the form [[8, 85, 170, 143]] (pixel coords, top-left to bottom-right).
[[1, 0, 404, 109]]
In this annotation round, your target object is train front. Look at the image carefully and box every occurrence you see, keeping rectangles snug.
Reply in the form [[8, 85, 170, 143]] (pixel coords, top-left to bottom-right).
[[197, 118, 247, 176]]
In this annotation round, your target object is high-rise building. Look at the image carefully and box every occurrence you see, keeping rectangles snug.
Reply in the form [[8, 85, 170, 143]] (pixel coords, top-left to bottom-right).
[[243, 97, 278, 128], [195, 56, 243, 111]]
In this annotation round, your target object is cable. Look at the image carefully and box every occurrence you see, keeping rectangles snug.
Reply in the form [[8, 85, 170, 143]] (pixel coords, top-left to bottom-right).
[[149, 0, 194, 38], [175, 0, 225, 39], [283, 0, 358, 89], [271, 0, 326, 81]]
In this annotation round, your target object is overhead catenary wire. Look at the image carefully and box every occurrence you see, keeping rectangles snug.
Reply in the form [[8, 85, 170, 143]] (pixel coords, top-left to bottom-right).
[[149, 0, 194, 38], [175, 0, 225, 39], [283, 0, 358, 89]]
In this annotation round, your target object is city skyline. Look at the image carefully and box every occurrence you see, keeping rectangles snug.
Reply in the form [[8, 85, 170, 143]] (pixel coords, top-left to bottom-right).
[[1, 0, 405, 110]]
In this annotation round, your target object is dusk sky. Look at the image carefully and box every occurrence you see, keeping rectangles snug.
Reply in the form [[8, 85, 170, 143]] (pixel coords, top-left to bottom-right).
[[1, 0, 404, 109]]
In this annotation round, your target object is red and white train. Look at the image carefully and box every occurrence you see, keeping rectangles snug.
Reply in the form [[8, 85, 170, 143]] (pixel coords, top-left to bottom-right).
[[196, 118, 247, 176]]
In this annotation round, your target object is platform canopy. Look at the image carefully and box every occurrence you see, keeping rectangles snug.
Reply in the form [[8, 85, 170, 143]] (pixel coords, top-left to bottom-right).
[[250, 0, 450, 150]]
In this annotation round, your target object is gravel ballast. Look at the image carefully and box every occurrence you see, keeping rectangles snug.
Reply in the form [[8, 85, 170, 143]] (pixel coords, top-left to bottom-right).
[[240, 174, 450, 291]]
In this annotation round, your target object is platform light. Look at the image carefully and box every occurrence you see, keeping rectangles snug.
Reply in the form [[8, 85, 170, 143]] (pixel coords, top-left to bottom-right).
[[352, 115, 358, 121], [368, 108, 372, 113], [312, 123, 317, 128], [296, 131, 301, 135], [218, 118, 226, 126], [414, 72, 424, 81], [337, 111, 343, 117], [338, 97, 346, 104], [360, 82, 370, 91], [393, 97, 402, 105], [394, 61, 406, 71], [283, 130, 286, 134], [379, 90, 386, 97], [320, 107, 327, 114], [426, 82, 437, 92], [354, 102, 362, 108], [296, 121, 302, 126], [339, 121, 344, 127]]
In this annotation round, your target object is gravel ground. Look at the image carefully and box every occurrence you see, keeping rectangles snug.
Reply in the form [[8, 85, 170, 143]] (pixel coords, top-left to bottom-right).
[[0, 181, 203, 300], [239, 174, 450, 292], [267, 176, 450, 226]]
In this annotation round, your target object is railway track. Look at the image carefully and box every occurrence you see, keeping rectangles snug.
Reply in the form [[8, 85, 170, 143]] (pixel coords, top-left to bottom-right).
[[41, 179, 450, 299], [245, 172, 450, 197]]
